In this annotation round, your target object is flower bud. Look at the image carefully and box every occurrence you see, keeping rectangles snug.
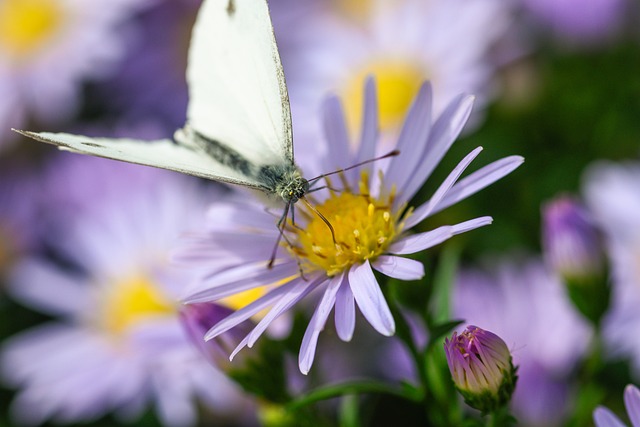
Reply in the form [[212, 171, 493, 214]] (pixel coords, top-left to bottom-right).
[[542, 196, 610, 323], [542, 196, 605, 282], [444, 325, 517, 414], [179, 302, 252, 372]]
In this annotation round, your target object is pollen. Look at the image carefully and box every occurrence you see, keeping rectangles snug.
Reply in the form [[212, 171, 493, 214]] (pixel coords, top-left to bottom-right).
[[97, 275, 175, 337], [0, 0, 65, 58], [291, 173, 405, 277]]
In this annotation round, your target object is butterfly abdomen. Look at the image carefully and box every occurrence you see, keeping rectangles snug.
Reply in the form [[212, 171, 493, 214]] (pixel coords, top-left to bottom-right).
[[183, 129, 255, 177]]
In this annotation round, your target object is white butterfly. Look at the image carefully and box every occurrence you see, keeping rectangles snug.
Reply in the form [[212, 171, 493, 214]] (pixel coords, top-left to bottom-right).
[[15, 0, 311, 206]]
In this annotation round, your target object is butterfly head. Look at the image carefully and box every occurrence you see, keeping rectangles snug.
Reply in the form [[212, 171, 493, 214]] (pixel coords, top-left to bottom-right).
[[278, 169, 309, 204]]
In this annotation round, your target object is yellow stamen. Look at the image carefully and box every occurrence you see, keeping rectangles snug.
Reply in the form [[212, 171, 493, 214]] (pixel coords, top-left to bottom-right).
[[343, 58, 425, 133], [98, 275, 175, 336], [291, 173, 404, 277], [0, 0, 65, 58]]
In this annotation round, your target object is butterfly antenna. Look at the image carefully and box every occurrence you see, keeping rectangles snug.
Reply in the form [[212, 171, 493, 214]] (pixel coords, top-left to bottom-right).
[[267, 202, 290, 269], [308, 149, 400, 184], [301, 197, 337, 244]]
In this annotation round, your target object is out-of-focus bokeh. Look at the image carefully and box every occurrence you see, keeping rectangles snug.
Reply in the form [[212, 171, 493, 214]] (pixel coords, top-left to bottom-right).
[[1, 0, 639, 426]]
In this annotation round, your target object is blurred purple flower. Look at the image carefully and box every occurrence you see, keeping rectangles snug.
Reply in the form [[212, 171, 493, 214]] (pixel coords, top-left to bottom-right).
[[0, 159, 249, 426], [282, 0, 514, 147], [177, 79, 523, 375], [0, 0, 150, 150], [542, 196, 605, 282], [453, 259, 592, 426], [94, 0, 201, 136], [519, 0, 629, 43], [594, 384, 640, 427], [542, 195, 610, 324], [180, 302, 254, 373], [584, 162, 640, 377], [0, 168, 42, 277]]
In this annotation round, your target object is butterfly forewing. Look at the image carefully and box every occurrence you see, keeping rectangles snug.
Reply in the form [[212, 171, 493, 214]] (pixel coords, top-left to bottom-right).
[[186, 0, 294, 168], [14, 0, 295, 193], [13, 131, 267, 190]]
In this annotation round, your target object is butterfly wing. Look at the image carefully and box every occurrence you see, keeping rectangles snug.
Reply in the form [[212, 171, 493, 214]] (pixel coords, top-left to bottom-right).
[[185, 0, 294, 168], [14, 0, 293, 189], [13, 130, 268, 190]]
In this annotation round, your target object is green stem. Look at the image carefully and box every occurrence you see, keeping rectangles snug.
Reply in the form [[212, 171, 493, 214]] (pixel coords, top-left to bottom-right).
[[286, 380, 421, 412]]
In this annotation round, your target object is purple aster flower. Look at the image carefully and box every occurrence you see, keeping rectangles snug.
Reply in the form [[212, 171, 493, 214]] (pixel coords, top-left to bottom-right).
[[445, 325, 517, 414], [584, 162, 640, 377], [594, 385, 640, 427], [0, 0, 150, 150], [282, 0, 514, 148], [453, 259, 592, 426], [542, 196, 606, 283], [542, 195, 610, 323], [178, 78, 523, 374], [1, 159, 250, 426]]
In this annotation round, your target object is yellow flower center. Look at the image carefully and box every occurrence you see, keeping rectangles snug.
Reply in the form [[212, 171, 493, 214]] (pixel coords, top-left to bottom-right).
[[219, 287, 267, 312], [332, 0, 373, 21], [0, 0, 65, 58], [291, 174, 405, 277], [343, 58, 425, 133], [98, 275, 176, 336]]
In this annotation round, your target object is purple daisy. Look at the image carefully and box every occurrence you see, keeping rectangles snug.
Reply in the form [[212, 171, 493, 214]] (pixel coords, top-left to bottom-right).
[[1, 157, 250, 426], [178, 79, 524, 374]]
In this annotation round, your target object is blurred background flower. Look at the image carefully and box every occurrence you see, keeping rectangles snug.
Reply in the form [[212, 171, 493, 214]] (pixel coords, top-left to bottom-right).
[[584, 162, 640, 380], [1, 157, 251, 426], [0, 0, 151, 151], [282, 0, 514, 147]]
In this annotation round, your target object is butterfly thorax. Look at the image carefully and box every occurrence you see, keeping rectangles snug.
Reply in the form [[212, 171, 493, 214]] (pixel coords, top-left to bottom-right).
[[258, 164, 309, 203]]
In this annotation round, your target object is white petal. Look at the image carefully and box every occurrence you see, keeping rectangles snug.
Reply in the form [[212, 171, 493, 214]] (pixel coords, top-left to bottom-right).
[[334, 277, 356, 342], [322, 95, 351, 170], [625, 385, 640, 427], [246, 276, 324, 347], [355, 76, 379, 165], [388, 225, 453, 255], [372, 256, 424, 280], [299, 274, 344, 374], [593, 407, 626, 427], [385, 82, 433, 190], [400, 94, 475, 204], [389, 217, 492, 255], [451, 217, 493, 234], [8, 258, 91, 316], [349, 261, 395, 336], [203, 278, 304, 340], [432, 155, 524, 216], [405, 146, 483, 229], [182, 261, 298, 303]]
